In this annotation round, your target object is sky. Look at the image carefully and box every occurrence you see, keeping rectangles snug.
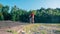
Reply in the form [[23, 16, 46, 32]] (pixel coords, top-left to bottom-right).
[[0, 0, 60, 10]]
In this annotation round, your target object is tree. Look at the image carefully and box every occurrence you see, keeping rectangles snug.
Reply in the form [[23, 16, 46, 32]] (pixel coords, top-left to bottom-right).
[[10, 5, 18, 21], [2, 5, 9, 20], [0, 4, 4, 20], [0, 12, 4, 20]]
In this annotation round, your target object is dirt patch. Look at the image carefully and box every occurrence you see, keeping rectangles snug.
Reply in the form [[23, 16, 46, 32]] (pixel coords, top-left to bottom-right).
[[0, 21, 28, 34]]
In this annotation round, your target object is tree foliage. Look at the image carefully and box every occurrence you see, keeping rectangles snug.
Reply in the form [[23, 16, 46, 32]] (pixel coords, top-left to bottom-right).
[[0, 4, 60, 23]]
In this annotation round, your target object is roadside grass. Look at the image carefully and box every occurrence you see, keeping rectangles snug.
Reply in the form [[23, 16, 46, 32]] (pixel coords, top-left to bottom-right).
[[23, 24, 41, 34], [54, 30, 60, 32], [6, 30, 18, 34], [41, 30, 47, 34], [23, 23, 60, 34], [23, 24, 48, 34], [6, 23, 60, 34]]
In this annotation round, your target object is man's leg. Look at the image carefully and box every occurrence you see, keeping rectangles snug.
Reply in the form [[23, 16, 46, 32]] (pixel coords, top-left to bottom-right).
[[32, 18, 34, 23], [30, 18, 31, 23]]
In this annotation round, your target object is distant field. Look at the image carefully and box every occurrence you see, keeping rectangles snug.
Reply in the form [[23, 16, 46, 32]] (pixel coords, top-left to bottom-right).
[[0, 21, 60, 34]]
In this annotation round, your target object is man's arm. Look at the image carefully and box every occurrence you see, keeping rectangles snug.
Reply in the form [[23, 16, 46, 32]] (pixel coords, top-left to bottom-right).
[[29, 15, 31, 17]]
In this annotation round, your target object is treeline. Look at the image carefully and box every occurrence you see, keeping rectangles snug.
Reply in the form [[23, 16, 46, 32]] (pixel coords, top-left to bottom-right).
[[0, 4, 60, 23]]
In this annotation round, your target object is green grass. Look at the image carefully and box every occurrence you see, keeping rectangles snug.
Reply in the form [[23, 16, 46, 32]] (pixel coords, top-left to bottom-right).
[[6, 23, 60, 34], [22, 23, 60, 34], [55, 30, 60, 32], [6, 30, 18, 34]]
